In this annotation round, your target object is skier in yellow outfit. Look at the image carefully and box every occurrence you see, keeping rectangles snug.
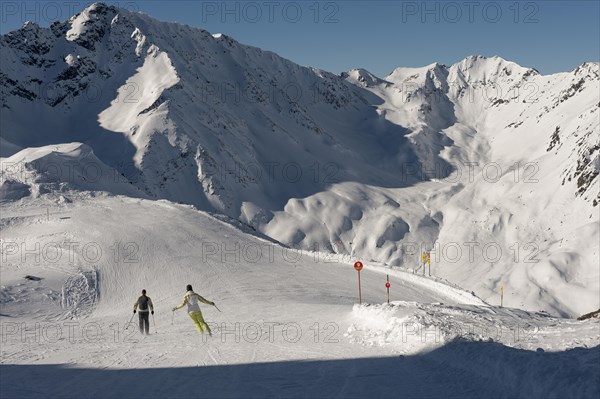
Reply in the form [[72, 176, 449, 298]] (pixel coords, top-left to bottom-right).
[[172, 284, 216, 336]]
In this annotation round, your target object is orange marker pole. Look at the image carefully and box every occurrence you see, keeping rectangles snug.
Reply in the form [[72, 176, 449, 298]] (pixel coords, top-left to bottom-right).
[[354, 261, 364, 304]]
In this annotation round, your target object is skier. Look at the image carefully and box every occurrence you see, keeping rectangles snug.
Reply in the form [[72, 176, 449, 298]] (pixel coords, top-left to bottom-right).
[[172, 284, 215, 336], [133, 289, 154, 335]]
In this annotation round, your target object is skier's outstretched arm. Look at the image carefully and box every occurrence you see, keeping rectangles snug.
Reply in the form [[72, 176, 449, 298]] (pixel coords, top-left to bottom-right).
[[195, 293, 214, 306], [149, 298, 154, 313], [133, 297, 139, 312], [172, 297, 187, 311]]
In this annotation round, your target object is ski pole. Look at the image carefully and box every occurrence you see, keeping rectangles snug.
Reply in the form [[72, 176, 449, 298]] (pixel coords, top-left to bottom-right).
[[125, 312, 135, 330], [213, 304, 222, 312], [152, 313, 157, 333]]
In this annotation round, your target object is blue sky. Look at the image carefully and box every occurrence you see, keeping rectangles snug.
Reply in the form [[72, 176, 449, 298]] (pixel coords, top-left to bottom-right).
[[1, 1, 598, 77]]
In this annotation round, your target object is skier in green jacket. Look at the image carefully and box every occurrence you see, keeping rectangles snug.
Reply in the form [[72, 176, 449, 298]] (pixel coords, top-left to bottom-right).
[[172, 284, 215, 336]]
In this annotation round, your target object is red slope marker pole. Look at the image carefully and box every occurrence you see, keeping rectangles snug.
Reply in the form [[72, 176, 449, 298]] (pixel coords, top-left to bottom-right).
[[386, 275, 390, 304], [354, 261, 363, 305]]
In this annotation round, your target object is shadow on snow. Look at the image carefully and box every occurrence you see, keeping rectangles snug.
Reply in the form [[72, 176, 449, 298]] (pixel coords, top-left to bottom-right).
[[1, 340, 598, 399]]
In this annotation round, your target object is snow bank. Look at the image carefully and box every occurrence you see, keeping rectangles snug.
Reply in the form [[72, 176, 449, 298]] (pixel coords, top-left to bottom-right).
[[0, 143, 144, 200], [346, 302, 600, 354]]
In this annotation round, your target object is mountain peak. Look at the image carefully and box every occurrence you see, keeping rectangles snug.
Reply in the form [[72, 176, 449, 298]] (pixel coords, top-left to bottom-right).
[[384, 62, 449, 86], [449, 55, 534, 82], [66, 2, 119, 46], [573, 62, 600, 79], [456, 54, 513, 67], [80, 2, 115, 15], [344, 68, 389, 87], [21, 21, 41, 30]]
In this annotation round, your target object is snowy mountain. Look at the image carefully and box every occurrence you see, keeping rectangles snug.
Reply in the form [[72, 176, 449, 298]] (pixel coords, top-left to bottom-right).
[[344, 56, 600, 317], [1, 3, 598, 318]]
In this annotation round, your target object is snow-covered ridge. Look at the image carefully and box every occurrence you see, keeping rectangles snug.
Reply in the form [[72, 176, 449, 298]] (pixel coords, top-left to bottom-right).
[[0, 143, 145, 200]]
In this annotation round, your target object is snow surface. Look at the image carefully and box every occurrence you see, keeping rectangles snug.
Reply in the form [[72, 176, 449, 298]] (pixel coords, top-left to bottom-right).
[[1, 195, 598, 398], [0, 3, 599, 397], [65, 7, 93, 41]]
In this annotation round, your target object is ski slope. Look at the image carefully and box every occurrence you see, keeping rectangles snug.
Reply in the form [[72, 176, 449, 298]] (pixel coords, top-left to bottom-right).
[[1, 195, 598, 398]]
